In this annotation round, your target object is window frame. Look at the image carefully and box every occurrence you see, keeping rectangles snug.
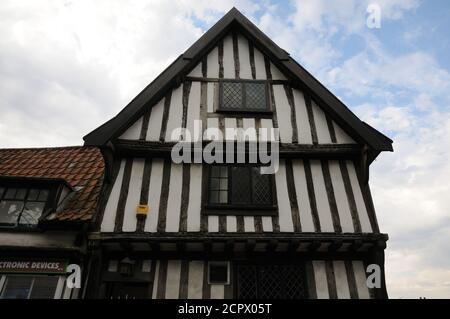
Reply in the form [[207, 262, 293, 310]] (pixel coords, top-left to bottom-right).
[[203, 164, 278, 216], [218, 79, 272, 114], [0, 182, 57, 229]]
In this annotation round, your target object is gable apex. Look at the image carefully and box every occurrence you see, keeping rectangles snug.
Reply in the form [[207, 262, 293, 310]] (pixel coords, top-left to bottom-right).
[[84, 7, 392, 154]]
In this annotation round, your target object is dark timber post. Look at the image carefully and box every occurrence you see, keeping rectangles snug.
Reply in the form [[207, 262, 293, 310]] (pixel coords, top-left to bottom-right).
[[84, 241, 104, 299], [368, 243, 389, 299]]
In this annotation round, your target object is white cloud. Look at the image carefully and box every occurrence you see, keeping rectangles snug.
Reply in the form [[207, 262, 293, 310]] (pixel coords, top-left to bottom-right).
[[0, 0, 258, 147], [359, 99, 450, 298], [288, 0, 420, 34], [325, 48, 450, 102]]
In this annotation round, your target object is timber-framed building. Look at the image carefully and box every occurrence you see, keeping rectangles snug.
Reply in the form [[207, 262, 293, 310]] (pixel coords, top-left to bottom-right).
[[83, 8, 393, 299]]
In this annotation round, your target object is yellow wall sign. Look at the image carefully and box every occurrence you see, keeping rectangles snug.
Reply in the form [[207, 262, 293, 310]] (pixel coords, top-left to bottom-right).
[[136, 204, 149, 215]]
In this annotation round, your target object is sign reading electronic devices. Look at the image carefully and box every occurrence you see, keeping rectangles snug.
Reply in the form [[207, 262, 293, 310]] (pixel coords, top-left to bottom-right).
[[0, 260, 67, 274]]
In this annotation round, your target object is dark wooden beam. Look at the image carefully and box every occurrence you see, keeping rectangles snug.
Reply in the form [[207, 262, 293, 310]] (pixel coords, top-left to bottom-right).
[[159, 91, 172, 142], [232, 31, 240, 79], [114, 139, 362, 159], [149, 241, 160, 253], [304, 93, 318, 145], [246, 239, 256, 252], [351, 239, 363, 252], [93, 232, 389, 243], [101, 249, 374, 261], [114, 158, 133, 232], [119, 241, 133, 254], [329, 240, 343, 252], [225, 239, 234, 253], [184, 76, 289, 85], [157, 159, 171, 233], [176, 242, 186, 253], [321, 160, 342, 233], [284, 84, 298, 143], [267, 239, 278, 252], [248, 39, 256, 80], [178, 163, 190, 232], [204, 240, 212, 255], [308, 240, 321, 252], [288, 239, 301, 254], [264, 56, 272, 80], [325, 115, 337, 143], [339, 159, 362, 233], [218, 40, 224, 78]]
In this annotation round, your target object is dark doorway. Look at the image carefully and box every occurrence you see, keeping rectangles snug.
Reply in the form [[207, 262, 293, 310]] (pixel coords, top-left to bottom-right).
[[236, 264, 307, 299]]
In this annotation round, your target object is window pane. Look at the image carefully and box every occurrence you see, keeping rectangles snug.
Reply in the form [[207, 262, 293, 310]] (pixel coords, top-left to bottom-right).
[[211, 166, 221, 178], [252, 167, 272, 205], [0, 200, 23, 225], [1, 276, 33, 299], [27, 189, 39, 201], [210, 178, 220, 190], [231, 167, 251, 204], [220, 179, 228, 190], [29, 276, 59, 299], [15, 188, 27, 200], [209, 191, 219, 204], [209, 166, 229, 205], [245, 83, 266, 110], [219, 191, 228, 203], [38, 190, 49, 201], [18, 202, 45, 226], [222, 82, 243, 110], [220, 166, 228, 178], [208, 166, 273, 206], [4, 188, 17, 199]]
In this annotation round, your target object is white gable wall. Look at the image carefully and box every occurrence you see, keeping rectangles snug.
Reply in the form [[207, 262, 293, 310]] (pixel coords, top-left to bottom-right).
[[118, 31, 356, 145]]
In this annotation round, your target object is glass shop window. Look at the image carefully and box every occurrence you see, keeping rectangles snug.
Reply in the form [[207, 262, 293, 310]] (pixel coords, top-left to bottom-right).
[[0, 275, 59, 299]]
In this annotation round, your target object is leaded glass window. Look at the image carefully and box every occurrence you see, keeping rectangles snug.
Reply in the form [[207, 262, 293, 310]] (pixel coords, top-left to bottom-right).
[[209, 166, 228, 204], [222, 82, 243, 110], [236, 264, 307, 299], [220, 81, 268, 111], [208, 165, 273, 207]]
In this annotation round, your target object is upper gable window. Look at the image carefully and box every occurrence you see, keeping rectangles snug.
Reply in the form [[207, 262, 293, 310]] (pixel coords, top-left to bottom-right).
[[219, 80, 269, 112], [0, 187, 50, 228]]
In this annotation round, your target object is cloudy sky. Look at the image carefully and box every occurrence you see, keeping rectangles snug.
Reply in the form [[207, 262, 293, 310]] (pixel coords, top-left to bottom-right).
[[1, 0, 449, 298]]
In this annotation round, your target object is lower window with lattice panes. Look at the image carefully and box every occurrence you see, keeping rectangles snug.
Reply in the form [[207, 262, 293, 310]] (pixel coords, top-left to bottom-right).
[[236, 264, 307, 299]]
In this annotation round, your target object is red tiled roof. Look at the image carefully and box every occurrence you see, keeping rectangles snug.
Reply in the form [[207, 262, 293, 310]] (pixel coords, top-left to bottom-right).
[[0, 146, 104, 222]]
